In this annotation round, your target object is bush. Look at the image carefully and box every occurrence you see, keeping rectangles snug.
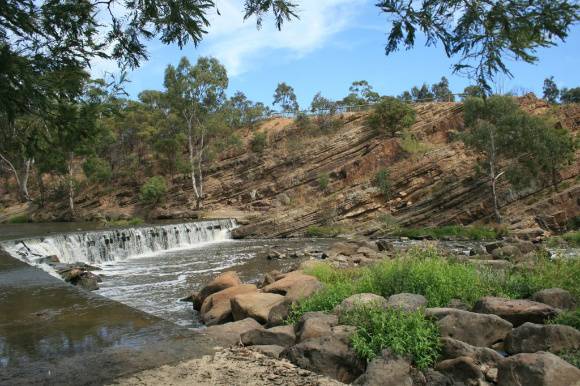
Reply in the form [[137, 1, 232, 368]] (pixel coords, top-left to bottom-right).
[[106, 217, 145, 227], [341, 305, 440, 369], [8, 214, 29, 223], [318, 173, 330, 191], [139, 176, 167, 205], [250, 132, 267, 153], [562, 231, 580, 247], [82, 157, 112, 183], [400, 131, 431, 154], [549, 309, 580, 330], [392, 225, 507, 240], [367, 97, 416, 136], [373, 168, 392, 199], [305, 225, 343, 238]]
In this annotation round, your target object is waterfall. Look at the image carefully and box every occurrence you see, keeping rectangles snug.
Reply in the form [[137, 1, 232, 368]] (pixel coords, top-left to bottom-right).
[[1, 219, 237, 265]]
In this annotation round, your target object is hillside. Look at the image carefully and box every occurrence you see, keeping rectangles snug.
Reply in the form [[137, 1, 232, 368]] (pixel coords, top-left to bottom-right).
[[1, 95, 578, 238]]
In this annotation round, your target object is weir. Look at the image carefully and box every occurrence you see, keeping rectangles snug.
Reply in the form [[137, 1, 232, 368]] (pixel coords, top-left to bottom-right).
[[0, 219, 237, 265]]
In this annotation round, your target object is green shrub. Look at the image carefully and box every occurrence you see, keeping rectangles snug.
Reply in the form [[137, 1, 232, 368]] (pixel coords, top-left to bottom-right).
[[318, 173, 330, 191], [392, 225, 506, 240], [82, 157, 112, 183], [367, 97, 416, 136], [8, 214, 29, 223], [377, 213, 400, 233], [139, 176, 167, 205], [400, 131, 431, 154], [549, 309, 580, 330], [305, 225, 343, 238], [295, 112, 315, 132], [562, 231, 580, 247], [341, 305, 440, 369], [250, 132, 268, 153], [373, 168, 392, 199]]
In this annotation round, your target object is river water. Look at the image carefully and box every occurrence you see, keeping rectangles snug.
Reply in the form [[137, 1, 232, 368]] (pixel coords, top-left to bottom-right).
[[0, 221, 332, 327]]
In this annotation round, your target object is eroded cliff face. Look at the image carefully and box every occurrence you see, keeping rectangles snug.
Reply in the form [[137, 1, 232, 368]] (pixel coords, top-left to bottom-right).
[[2, 96, 578, 237]]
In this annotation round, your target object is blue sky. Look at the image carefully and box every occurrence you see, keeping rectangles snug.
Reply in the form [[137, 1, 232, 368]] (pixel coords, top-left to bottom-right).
[[94, 0, 580, 109]]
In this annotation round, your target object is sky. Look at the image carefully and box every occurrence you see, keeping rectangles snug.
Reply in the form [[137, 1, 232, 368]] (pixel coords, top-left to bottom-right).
[[93, 0, 580, 109]]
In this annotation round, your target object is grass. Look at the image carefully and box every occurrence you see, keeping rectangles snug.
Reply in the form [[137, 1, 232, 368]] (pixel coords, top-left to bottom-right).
[[391, 225, 508, 241], [290, 247, 580, 323], [559, 350, 580, 368], [340, 305, 440, 370], [305, 225, 344, 238], [288, 247, 580, 367], [400, 131, 431, 154], [549, 309, 580, 330], [546, 231, 580, 248], [8, 214, 30, 224]]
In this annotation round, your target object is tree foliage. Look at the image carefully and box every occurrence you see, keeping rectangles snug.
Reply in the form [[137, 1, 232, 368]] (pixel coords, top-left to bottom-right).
[[273, 82, 299, 112], [367, 97, 416, 136], [543, 77, 560, 104], [376, 0, 580, 92]]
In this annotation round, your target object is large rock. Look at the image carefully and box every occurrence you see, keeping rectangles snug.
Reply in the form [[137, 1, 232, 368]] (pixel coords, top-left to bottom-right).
[[200, 284, 258, 326], [505, 322, 580, 354], [492, 245, 521, 260], [195, 271, 242, 310], [241, 325, 296, 347], [262, 271, 322, 303], [249, 345, 285, 359], [353, 350, 413, 386], [497, 352, 580, 386], [473, 297, 559, 326], [231, 292, 286, 324], [296, 312, 339, 342], [531, 288, 577, 311], [283, 325, 364, 383], [386, 293, 428, 312], [440, 337, 504, 367], [435, 356, 484, 386], [427, 308, 513, 347], [205, 318, 263, 346], [334, 293, 388, 315]]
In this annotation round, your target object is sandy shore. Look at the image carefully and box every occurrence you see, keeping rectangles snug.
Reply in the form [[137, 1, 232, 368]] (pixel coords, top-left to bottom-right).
[[110, 347, 344, 386]]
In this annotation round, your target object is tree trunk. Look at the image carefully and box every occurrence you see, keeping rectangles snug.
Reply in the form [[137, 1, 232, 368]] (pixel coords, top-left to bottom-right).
[[37, 171, 46, 208], [488, 127, 502, 223], [68, 153, 75, 218], [0, 152, 32, 202], [187, 119, 201, 204]]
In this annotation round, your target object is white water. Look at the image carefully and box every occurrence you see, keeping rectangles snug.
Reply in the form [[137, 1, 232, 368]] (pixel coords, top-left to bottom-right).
[[0, 219, 237, 265]]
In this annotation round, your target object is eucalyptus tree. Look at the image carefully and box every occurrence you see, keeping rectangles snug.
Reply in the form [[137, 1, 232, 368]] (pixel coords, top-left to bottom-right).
[[164, 57, 228, 208], [543, 77, 560, 104], [462, 96, 575, 222], [431, 77, 455, 102], [342, 81, 380, 106], [273, 82, 299, 113]]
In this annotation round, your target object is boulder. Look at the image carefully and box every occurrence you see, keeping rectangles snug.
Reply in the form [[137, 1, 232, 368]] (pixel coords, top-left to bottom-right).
[[386, 293, 428, 312], [249, 345, 285, 359], [77, 272, 100, 291], [326, 242, 359, 258], [200, 284, 258, 326], [473, 297, 559, 326], [296, 312, 339, 342], [266, 301, 291, 327], [356, 247, 380, 259], [426, 308, 513, 347], [231, 292, 286, 324], [423, 369, 452, 386], [205, 318, 263, 346], [436, 357, 485, 386], [492, 245, 521, 260], [241, 325, 296, 347], [440, 337, 504, 367], [505, 322, 580, 354], [497, 352, 580, 386], [283, 325, 364, 383], [447, 299, 470, 311], [262, 271, 322, 303], [195, 271, 242, 310], [334, 293, 388, 315], [376, 239, 394, 252], [353, 350, 413, 386], [531, 288, 576, 311], [485, 242, 504, 254]]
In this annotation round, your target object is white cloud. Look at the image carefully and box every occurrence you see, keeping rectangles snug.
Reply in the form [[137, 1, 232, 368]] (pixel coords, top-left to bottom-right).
[[201, 0, 366, 76]]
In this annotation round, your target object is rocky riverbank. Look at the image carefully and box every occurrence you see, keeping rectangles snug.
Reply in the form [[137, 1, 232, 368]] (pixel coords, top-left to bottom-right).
[[176, 237, 579, 386]]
